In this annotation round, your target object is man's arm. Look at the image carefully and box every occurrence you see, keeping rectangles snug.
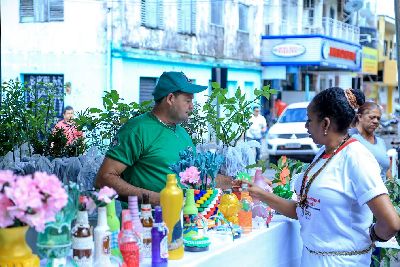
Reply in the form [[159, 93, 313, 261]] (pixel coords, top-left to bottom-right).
[[95, 157, 161, 205]]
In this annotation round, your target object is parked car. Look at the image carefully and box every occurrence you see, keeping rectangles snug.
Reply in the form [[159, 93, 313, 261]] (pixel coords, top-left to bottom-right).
[[266, 102, 320, 163]]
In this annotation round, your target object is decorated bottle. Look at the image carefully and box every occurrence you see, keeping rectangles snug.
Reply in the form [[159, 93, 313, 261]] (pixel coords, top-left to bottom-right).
[[140, 193, 153, 258], [118, 210, 140, 267], [252, 169, 271, 220], [72, 210, 93, 267], [183, 189, 198, 239], [128, 195, 144, 260], [107, 199, 122, 259], [151, 206, 168, 267], [238, 183, 253, 234], [94, 206, 112, 266], [160, 174, 184, 260]]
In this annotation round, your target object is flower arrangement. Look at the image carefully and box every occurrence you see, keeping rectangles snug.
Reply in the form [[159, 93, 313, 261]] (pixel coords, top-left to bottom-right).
[[78, 195, 97, 214], [270, 156, 304, 200], [170, 147, 224, 190], [89, 186, 118, 207], [0, 170, 68, 232]]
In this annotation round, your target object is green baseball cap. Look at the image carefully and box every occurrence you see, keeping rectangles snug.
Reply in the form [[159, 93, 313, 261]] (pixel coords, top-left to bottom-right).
[[152, 71, 208, 101]]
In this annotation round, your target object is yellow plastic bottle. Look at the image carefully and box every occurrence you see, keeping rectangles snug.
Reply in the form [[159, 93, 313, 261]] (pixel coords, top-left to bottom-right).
[[160, 174, 184, 260]]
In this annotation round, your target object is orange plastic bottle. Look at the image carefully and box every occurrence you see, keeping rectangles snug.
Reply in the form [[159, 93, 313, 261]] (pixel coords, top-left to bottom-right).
[[238, 183, 253, 234], [160, 174, 184, 260]]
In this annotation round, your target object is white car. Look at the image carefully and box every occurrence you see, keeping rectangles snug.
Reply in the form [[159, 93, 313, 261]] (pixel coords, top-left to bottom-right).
[[266, 102, 320, 163]]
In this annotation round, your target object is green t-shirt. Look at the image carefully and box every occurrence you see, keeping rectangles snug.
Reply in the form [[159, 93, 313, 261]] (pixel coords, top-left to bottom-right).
[[106, 112, 194, 192]]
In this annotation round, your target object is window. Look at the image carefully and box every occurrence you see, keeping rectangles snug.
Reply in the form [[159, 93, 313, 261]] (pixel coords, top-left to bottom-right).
[[238, 3, 249, 32], [139, 77, 157, 103], [178, 0, 196, 34], [211, 0, 223, 26], [20, 0, 64, 23], [23, 74, 64, 118], [303, 0, 314, 9], [141, 0, 164, 29]]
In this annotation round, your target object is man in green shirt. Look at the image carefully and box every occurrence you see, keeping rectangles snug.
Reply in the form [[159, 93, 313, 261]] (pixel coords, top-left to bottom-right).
[[95, 71, 207, 205]]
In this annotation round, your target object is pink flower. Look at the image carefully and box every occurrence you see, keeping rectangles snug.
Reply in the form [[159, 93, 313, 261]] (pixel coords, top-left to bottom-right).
[[179, 166, 200, 186], [0, 170, 16, 190], [97, 186, 118, 204], [79, 195, 96, 214], [0, 194, 14, 228], [34, 172, 68, 214]]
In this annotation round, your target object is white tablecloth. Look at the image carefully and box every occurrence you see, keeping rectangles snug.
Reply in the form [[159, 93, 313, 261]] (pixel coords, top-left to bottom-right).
[[142, 218, 303, 267]]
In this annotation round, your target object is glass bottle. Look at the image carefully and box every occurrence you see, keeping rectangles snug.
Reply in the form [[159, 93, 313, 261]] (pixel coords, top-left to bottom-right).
[[72, 210, 93, 267], [107, 199, 122, 259], [252, 169, 271, 222], [151, 206, 168, 267], [238, 183, 253, 234], [118, 210, 140, 267], [93, 206, 112, 267], [140, 193, 153, 258], [160, 174, 184, 260]]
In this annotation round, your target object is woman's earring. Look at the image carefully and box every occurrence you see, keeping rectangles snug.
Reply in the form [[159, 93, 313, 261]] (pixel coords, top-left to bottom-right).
[[324, 130, 328, 136]]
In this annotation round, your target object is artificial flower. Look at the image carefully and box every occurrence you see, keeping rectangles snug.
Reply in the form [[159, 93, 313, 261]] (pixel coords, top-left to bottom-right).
[[179, 166, 201, 187], [0, 171, 68, 232], [79, 195, 96, 214], [90, 186, 118, 207]]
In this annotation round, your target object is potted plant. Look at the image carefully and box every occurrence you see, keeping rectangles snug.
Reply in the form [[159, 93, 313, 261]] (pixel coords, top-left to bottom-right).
[[200, 82, 277, 183]]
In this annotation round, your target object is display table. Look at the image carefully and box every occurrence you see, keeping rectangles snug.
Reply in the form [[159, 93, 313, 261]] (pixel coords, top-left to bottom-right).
[[142, 218, 303, 267]]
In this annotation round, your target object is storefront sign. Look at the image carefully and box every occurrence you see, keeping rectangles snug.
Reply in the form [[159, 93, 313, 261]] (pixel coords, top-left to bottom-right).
[[272, 43, 306, 57], [361, 46, 378, 74]]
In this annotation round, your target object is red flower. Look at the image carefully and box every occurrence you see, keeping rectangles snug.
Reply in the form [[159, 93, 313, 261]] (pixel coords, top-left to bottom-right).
[[279, 167, 290, 185]]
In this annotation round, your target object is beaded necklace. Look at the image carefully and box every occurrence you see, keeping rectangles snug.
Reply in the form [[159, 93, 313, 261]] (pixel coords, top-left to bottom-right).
[[150, 112, 177, 132], [297, 134, 350, 211]]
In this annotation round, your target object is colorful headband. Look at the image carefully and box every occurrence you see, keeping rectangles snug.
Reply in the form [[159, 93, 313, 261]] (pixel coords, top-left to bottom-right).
[[344, 89, 359, 110]]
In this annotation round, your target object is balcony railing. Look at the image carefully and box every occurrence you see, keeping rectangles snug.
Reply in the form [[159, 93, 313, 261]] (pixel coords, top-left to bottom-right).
[[277, 17, 360, 44]]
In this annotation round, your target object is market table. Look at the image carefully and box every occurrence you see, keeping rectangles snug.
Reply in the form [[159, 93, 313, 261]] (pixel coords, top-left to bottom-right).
[[142, 217, 303, 267]]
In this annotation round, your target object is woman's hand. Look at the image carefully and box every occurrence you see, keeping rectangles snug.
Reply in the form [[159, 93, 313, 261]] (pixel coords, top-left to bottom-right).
[[243, 181, 268, 201]]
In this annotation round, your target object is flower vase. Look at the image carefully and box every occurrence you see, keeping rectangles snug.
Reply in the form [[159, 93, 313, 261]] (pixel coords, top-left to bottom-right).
[[0, 226, 40, 267], [194, 188, 222, 221]]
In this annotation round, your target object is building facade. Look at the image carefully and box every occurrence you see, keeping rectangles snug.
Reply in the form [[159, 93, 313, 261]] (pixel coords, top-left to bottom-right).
[[261, 0, 362, 109], [1, 0, 266, 113]]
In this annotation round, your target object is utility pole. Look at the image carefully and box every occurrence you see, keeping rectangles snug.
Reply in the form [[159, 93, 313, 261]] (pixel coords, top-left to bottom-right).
[[395, 0, 400, 99]]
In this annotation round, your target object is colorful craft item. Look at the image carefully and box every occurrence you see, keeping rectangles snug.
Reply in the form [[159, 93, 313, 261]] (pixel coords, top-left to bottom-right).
[[193, 189, 222, 219]]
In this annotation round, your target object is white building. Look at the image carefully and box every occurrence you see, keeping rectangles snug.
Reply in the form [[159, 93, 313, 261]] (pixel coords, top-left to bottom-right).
[[1, 0, 266, 114]]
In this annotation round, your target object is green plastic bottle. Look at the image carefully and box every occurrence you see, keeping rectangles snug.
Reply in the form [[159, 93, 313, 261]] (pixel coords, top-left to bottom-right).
[[183, 189, 198, 238], [106, 199, 122, 259]]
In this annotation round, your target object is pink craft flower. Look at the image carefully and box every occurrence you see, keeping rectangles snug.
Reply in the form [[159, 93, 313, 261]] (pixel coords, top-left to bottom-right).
[[1, 171, 68, 232], [179, 166, 200, 186], [0, 194, 14, 228], [79, 195, 96, 214], [0, 170, 16, 190], [97, 186, 118, 204]]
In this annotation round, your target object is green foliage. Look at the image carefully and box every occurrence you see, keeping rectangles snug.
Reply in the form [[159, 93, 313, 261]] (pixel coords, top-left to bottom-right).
[[270, 156, 305, 200], [74, 89, 152, 153], [203, 82, 275, 147], [0, 80, 66, 157], [371, 179, 400, 267], [181, 103, 208, 145], [246, 159, 268, 173]]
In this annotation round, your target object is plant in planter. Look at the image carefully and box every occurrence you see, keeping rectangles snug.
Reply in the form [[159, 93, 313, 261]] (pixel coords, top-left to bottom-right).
[[200, 82, 277, 177], [181, 103, 208, 146], [74, 90, 152, 153]]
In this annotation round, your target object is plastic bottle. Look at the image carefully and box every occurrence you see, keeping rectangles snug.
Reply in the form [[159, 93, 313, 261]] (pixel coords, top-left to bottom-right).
[[118, 210, 140, 267], [107, 199, 122, 259], [93, 206, 112, 267], [238, 183, 253, 234], [128, 195, 144, 260], [151, 206, 168, 267], [160, 174, 184, 260], [183, 189, 198, 239], [252, 169, 271, 220], [72, 209, 93, 267], [140, 193, 153, 258]]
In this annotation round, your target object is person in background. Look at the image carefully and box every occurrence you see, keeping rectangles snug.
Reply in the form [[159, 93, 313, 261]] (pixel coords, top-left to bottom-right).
[[274, 92, 288, 119], [53, 106, 83, 144], [350, 102, 390, 181], [243, 87, 400, 266], [95, 71, 207, 205], [246, 106, 267, 161]]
